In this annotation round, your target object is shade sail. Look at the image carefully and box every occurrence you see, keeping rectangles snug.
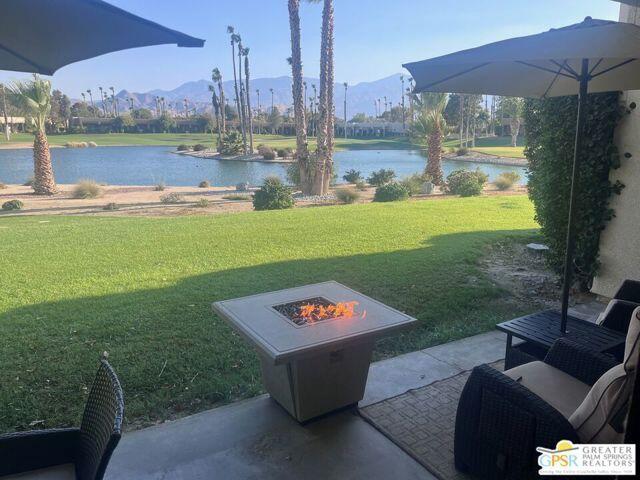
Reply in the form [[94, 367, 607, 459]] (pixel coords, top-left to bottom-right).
[[0, 0, 205, 75], [403, 18, 640, 98]]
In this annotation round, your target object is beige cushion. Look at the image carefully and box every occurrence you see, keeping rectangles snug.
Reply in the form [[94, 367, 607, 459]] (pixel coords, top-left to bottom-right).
[[504, 361, 591, 418], [1, 464, 75, 480], [569, 307, 640, 443]]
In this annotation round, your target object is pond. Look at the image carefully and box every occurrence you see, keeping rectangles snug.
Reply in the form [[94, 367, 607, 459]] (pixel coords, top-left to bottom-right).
[[0, 146, 527, 187]]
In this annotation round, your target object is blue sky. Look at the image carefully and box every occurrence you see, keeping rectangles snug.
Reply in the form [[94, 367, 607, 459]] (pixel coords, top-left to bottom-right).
[[0, 0, 620, 97]]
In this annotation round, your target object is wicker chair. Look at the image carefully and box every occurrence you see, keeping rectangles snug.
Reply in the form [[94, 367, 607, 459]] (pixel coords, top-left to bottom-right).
[[0, 359, 124, 480], [454, 329, 638, 480]]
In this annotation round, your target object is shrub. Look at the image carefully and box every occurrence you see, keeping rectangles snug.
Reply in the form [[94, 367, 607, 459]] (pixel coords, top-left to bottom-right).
[[219, 131, 244, 155], [373, 182, 410, 202], [198, 180, 210, 188], [73, 179, 102, 199], [253, 177, 294, 211], [177, 144, 190, 152], [2, 199, 23, 211], [223, 194, 252, 201], [336, 188, 360, 204], [193, 144, 207, 152], [195, 198, 209, 208], [367, 169, 396, 186], [65, 141, 89, 148], [524, 92, 622, 289], [495, 171, 521, 191], [262, 148, 276, 160], [355, 180, 368, 191], [446, 169, 487, 197], [456, 147, 469, 156], [342, 169, 362, 183], [103, 202, 119, 211], [160, 193, 184, 204], [87, 141, 98, 148], [399, 174, 425, 196], [0, 182, 7, 189], [277, 147, 293, 158], [153, 181, 166, 191], [236, 182, 249, 191], [257, 144, 270, 156]]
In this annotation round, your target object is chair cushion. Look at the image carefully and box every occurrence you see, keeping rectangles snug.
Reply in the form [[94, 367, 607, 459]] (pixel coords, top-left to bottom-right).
[[504, 361, 591, 418], [568, 308, 640, 443], [1, 464, 75, 480]]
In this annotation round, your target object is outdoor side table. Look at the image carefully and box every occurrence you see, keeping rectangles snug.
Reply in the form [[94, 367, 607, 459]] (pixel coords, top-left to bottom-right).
[[496, 310, 626, 370]]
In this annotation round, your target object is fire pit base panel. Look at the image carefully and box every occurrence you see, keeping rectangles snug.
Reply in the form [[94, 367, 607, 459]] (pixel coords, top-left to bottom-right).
[[260, 342, 374, 422]]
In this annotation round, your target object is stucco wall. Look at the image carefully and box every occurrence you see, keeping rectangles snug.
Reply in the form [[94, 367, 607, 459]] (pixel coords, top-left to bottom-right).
[[592, 4, 640, 297]]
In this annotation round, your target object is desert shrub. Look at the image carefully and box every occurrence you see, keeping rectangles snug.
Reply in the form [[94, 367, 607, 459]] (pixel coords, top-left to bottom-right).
[[253, 177, 294, 211], [177, 144, 190, 152], [73, 179, 102, 199], [103, 202, 119, 211], [193, 144, 207, 152], [367, 169, 396, 186], [153, 181, 166, 191], [336, 188, 360, 204], [219, 131, 244, 155], [236, 182, 249, 191], [65, 141, 89, 148], [2, 199, 23, 211], [195, 198, 209, 208], [276, 147, 293, 158], [456, 147, 469, 156], [342, 169, 362, 183], [23, 177, 34, 187], [373, 182, 410, 202], [262, 147, 276, 160], [0, 182, 7, 189], [223, 194, 252, 201], [495, 171, 522, 191], [399, 174, 425, 196], [446, 169, 487, 197], [160, 193, 184, 204], [355, 180, 368, 191], [257, 144, 270, 155], [198, 180, 210, 188], [87, 141, 98, 148]]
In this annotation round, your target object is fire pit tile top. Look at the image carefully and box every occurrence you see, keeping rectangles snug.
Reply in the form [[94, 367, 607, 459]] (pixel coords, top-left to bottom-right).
[[213, 281, 417, 364]]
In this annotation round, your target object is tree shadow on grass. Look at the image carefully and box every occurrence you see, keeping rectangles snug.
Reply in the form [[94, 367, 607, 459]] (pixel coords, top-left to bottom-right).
[[0, 229, 538, 432]]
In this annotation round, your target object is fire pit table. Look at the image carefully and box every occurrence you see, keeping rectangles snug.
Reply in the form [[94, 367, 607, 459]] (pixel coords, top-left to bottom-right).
[[213, 281, 417, 422]]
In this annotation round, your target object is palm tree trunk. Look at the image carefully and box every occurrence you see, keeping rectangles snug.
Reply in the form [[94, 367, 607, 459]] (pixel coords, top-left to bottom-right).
[[218, 81, 226, 134], [426, 128, 444, 186], [230, 40, 243, 137], [510, 118, 520, 146], [33, 130, 56, 195], [237, 46, 248, 153], [315, 0, 333, 195], [288, 0, 311, 194], [321, 0, 335, 194], [244, 54, 254, 153]]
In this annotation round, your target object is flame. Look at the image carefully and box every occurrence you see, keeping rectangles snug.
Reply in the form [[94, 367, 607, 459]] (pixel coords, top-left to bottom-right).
[[298, 301, 364, 323]]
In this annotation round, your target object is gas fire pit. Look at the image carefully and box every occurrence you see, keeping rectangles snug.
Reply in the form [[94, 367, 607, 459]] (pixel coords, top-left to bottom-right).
[[213, 281, 417, 422]]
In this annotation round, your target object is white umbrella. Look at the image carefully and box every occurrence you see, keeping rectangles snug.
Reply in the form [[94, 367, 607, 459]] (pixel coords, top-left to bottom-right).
[[404, 17, 640, 332], [0, 0, 204, 75]]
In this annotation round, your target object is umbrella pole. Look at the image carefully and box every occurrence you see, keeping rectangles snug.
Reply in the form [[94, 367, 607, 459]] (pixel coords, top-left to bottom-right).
[[560, 58, 589, 333]]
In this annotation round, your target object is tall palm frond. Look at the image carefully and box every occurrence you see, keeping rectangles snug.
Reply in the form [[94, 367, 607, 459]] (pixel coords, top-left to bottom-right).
[[10, 76, 51, 132]]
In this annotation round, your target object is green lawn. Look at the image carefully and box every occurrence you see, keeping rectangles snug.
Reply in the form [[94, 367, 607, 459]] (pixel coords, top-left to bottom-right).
[[444, 136, 526, 158], [2, 132, 413, 151], [0, 196, 538, 432]]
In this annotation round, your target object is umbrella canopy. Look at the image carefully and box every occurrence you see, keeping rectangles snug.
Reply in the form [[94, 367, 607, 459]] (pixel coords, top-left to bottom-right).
[[403, 17, 640, 332], [0, 0, 204, 75], [404, 18, 640, 98]]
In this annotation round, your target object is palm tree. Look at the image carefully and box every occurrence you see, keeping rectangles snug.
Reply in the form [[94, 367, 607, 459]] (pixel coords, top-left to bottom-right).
[[243, 47, 254, 152], [400, 75, 406, 129], [269, 88, 274, 112], [227, 27, 244, 136], [408, 92, 448, 185], [288, 0, 311, 194], [208, 83, 222, 145], [110, 87, 117, 116], [1, 84, 11, 141], [236, 35, 248, 153], [10, 76, 56, 194], [499, 97, 524, 147], [98, 87, 107, 116], [343, 82, 348, 139], [86, 89, 95, 115], [212, 68, 226, 134]]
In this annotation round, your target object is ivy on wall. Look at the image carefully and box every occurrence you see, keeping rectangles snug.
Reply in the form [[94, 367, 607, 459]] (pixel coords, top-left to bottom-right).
[[524, 92, 625, 290]]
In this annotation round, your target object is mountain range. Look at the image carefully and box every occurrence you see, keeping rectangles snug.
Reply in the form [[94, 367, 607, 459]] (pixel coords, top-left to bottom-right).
[[112, 74, 407, 118]]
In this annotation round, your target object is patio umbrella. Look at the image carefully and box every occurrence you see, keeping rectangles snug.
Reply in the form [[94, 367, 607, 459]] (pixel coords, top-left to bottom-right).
[[0, 0, 204, 75], [403, 17, 640, 333]]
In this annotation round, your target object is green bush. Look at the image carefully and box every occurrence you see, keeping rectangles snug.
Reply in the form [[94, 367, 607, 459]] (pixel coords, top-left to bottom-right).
[[160, 193, 184, 204], [335, 188, 360, 204], [103, 202, 119, 211], [219, 131, 243, 155], [198, 180, 210, 188], [367, 169, 396, 186], [195, 198, 209, 208], [177, 144, 190, 152], [276, 147, 293, 158], [2, 199, 23, 211], [399, 174, 425, 196], [222, 194, 252, 201], [342, 169, 362, 183], [73, 179, 102, 199], [262, 149, 276, 160], [153, 182, 166, 192], [373, 182, 410, 202], [524, 92, 623, 289], [495, 171, 521, 191], [257, 144, 270, 156], [193, 144, 207, 152], [253, 177, 294, 211], [456, 147, 469, 156], [446, 169, 487, 197]]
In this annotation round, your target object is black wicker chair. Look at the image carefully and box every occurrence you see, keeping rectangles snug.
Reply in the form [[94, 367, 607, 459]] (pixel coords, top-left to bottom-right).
[[598, 279, 640, 334], [454, 339, 620, 480], [0, 359, 124, 480]]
